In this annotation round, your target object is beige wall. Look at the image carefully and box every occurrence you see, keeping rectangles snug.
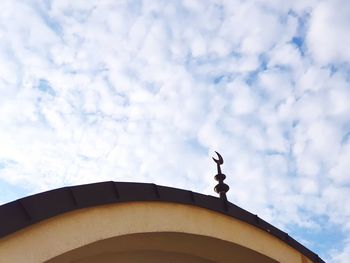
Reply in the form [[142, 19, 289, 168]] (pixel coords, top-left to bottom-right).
[[0, 202, 312, 263]]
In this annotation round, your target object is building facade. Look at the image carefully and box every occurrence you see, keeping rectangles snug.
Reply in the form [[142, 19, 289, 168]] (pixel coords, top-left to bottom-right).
[[0, 181, 324, 262]]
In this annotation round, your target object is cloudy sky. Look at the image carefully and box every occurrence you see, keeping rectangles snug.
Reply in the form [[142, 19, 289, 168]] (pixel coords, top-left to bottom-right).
[[0, 0, 349, 261]]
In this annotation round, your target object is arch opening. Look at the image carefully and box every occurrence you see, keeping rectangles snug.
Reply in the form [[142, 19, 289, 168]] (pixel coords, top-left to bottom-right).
[[47, 232, 278, 263]]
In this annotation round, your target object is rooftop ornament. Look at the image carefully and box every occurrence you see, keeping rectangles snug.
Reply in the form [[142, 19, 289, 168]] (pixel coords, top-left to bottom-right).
[[213, 151, 230, 201]]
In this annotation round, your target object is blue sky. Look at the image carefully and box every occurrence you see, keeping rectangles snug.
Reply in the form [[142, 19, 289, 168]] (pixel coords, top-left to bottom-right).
[[0, 0, 350, 261]]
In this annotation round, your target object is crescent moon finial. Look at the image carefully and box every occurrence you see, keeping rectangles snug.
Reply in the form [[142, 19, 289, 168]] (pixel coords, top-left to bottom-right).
[[212, 151, 229, 201], [212, 151, 224, 165]]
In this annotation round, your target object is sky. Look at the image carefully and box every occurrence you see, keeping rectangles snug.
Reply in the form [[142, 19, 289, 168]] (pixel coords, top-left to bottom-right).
[[0, 0, 349, 261]]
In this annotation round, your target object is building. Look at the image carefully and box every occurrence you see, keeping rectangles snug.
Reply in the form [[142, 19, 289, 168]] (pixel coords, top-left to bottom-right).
[[0, 180, 324, 262]]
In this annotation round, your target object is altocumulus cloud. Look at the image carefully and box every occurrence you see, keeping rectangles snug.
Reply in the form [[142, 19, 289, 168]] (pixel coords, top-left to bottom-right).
[[0, 0, 349, 261]]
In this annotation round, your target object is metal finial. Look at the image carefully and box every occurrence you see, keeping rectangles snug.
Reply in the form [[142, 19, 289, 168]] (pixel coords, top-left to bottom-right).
[[213, 151, 229, 201]]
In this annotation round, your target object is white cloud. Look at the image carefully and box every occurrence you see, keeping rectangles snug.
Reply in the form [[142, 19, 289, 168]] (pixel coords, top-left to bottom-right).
[[330, 142, 350, 185], [332, 239, 350, 263], [307, 0, 350, 64], [227, 81, 258, 115]]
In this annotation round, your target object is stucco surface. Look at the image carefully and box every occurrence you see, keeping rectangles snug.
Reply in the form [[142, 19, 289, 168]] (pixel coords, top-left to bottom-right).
[[0, 202, 312, 263]]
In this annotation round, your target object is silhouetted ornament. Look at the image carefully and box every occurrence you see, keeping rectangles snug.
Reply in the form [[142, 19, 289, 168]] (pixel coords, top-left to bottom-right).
[[212, 151, 229, 201]]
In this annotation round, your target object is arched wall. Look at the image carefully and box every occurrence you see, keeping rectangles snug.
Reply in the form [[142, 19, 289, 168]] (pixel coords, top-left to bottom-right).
[[0, 202, 312, 263]]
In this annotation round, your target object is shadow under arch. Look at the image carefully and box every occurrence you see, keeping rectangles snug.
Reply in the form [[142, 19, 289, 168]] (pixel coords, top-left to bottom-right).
[[47, 232, 278, 263]]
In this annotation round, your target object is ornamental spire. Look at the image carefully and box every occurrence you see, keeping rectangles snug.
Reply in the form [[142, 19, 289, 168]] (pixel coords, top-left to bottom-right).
[[212, 151, 229, 201]]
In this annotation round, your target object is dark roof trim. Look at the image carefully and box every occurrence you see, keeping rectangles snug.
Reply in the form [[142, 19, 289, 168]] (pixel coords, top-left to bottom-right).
[[0, 181, 324, 263]]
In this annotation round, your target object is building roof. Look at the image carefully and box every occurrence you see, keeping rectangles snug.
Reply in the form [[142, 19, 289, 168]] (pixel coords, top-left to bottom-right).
[[0, 181, 324, 262]]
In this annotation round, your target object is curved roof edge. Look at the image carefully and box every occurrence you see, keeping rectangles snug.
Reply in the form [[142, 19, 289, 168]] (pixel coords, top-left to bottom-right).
[[0, 181, 324, 263]]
